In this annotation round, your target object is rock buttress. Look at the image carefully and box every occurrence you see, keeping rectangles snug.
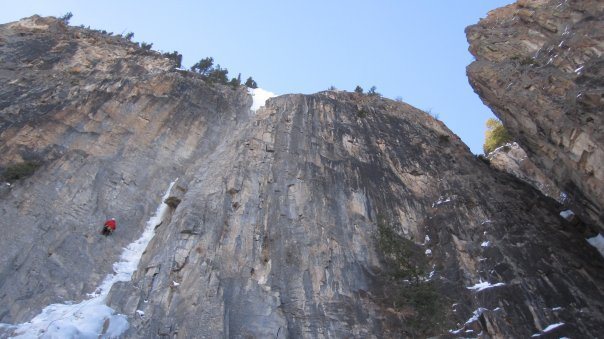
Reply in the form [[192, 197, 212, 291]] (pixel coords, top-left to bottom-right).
[[466, 0, 604, 231]]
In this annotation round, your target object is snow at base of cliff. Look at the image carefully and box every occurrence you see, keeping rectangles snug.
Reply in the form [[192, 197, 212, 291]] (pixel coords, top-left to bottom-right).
[[249, 88, 276, 112], [2, 181, 176, 339]]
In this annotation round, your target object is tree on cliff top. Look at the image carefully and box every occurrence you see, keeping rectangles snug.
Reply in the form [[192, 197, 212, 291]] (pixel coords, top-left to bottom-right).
[[163, 51, 182, 69], [207, 64, 229, 84], [483, 118, 513, 154], [191, 57, 214, 76], [245, 77, 258, 89], [59, 12, 73, 24], [368, 86, 380, 97]]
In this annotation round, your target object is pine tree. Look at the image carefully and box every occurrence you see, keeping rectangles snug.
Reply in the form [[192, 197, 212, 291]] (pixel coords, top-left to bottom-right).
[[245, 77, 258, 89], [368, 86, 380, 96], [59, 12, 73, 24], [207, 64, 229, 84], [229, 74, 241, 89], [191, 57, 214, 75]]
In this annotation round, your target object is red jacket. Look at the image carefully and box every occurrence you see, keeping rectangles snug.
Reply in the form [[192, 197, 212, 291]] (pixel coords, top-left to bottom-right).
[[104, 219, 117, 230]]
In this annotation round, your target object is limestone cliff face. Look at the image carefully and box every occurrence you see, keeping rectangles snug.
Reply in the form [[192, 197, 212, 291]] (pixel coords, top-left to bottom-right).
[[0, 15, 251, 324], [1, 15, 604, 338], [487, 143, 561, 201], [466, 0, 604, 231]]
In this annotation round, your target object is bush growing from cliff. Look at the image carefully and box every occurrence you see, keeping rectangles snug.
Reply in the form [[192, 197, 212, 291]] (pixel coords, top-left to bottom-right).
[[511, 55, 540, 67], [368, 86, 380, 97], [354, 85, 363, 94], [2, 161, 40, 182], [140, 42, 153, 50], [483, 118, 513, 154], [375, 217, 447, 335], [376, 218, 426, 282], [124, 32, 134, 41], [163, 51, 182, 68], [438, 134, 450, 143], [164, 196, 181, 208]]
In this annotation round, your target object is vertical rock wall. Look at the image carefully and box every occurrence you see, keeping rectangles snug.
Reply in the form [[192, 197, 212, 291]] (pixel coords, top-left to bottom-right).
[[467, 0, 604, 231], [0, 16, 251, 324], [0, 14, 603, 338], [108, 92, 604, 338]]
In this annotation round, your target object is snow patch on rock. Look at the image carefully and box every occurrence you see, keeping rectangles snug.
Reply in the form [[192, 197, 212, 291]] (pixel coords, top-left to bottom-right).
[[531, 322, 564, 336], [249, 88, 276, 112], [587, 234, 604, 258], [559, 209, 575, 220], [467, 280, 505, 292]]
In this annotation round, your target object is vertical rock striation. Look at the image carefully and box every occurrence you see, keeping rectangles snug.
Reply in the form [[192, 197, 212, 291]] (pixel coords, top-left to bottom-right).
[[0, 14, 603, 338], [466, 0, 604, 231], [107, 90, 604, 338], [0, 15, 251, 324]]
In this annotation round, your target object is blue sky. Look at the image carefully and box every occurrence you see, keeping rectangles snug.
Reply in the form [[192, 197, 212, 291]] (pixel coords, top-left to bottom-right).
[[1, 1, 514, 154]]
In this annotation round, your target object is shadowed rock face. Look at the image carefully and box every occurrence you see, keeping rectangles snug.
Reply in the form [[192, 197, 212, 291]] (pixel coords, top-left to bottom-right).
[[1, 15, 604, 338], [466, 0, 604, 231]]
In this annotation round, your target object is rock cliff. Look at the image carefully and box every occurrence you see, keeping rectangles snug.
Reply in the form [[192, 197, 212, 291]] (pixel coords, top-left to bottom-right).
[[466, 0, 604, 231], [0, 14, 250, 325], [1, 14, 604, 338], [487, 142, 561, 201]]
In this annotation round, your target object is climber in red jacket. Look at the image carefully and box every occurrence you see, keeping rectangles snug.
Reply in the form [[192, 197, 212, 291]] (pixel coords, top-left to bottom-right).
[[102, 218, 117, 236]]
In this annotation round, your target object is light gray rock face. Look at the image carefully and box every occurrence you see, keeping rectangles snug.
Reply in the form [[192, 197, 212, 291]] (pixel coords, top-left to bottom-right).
[[1, 15, 604, 338], [107, 91, 604, 338], [466, 0, 604, 231], [488, 142, 561, 200]]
